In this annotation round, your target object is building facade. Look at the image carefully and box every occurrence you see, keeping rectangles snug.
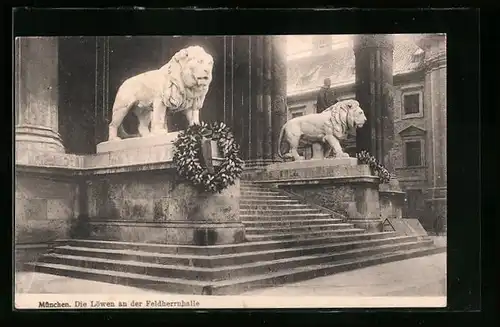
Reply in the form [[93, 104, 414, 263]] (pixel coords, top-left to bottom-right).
[[286, 35, 447, 231], [16, 35, 289, 158], [15, 34, 446, 266], [14, 35, 288, 261]]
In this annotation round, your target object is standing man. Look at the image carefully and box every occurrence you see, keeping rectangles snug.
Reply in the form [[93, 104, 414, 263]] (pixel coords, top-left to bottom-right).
[[316, 78, 337, 113]]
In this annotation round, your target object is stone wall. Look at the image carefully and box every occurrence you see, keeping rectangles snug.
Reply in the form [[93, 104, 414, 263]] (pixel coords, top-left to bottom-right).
[[15, 174, 79, 244], [281, 183, 380, 220], [15, 174, 79, 270], [85, 170, 243, 245], [379, 191, 405, 219]]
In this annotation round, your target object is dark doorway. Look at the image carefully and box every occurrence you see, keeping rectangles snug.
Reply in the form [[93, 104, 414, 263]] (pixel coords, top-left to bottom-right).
[[58, 36, 97, 154], [107, 36, 164, 135]]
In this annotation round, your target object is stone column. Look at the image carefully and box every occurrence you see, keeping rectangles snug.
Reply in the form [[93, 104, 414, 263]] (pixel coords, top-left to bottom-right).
[[250, 36, 265, 160], [416, 34, 447, 233], [15, 37, 65, 153], [353, 35, 395, 171], [270, 35, 288, 160], [262, 36, 274, 160]]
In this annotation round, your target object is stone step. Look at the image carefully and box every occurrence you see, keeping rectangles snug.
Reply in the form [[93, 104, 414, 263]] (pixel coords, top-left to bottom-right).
[[209, 245, 446, 295], [28, 244, 444, 295], [240, 181, 264, 185], [240, 213, 333, 220], [240, 190, 282, 195], [240, 204, 311, 211], [240, 195, 290, 200], [240, 208, 323, 216], [28, 262, 208, 294], [240, 199, 301, 204], [242, 219, 343, 228], [240, 186, 276, 191], [35, 237, 431, 282], [54, 232, 395, 256], [245, 223, 355, 235], [245, 228, 366, 241], [46, 235, 422, 270]]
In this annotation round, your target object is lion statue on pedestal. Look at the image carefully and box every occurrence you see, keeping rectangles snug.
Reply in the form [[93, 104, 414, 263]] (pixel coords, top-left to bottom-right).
[[107, 45, 214, 141], [278, 99, 367, 161]]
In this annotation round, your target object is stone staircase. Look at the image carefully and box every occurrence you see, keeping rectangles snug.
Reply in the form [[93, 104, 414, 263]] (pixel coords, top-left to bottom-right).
[[26, 180, 445, 295]]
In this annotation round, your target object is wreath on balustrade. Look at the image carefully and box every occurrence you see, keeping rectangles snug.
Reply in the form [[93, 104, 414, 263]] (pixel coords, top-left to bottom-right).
[[356, 150, 393, 184], [173, 121, 244, 193]]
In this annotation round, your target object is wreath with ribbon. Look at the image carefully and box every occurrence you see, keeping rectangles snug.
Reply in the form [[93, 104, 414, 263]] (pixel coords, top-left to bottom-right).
[[356, 150, 393, 184], [173, 121, 244, 193]]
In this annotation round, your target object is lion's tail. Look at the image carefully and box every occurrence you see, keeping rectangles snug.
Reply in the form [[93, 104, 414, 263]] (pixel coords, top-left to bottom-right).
[[277, 123, 287, 160]]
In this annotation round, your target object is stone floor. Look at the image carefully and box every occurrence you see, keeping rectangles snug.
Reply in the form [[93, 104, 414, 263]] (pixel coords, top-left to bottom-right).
[[15, 252, 446, 297]]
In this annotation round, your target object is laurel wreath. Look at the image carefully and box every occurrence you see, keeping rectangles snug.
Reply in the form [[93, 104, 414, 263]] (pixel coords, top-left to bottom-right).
[[356, 150, 393, 184], [173, 121, 244, 193]]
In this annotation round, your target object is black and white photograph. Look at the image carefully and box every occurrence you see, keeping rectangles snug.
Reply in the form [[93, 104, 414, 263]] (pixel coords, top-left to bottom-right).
[[14, 33, 447, 309]]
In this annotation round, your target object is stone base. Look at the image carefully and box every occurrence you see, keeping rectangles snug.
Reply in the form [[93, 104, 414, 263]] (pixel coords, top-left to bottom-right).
[[258, 159, 372, 183], [379, 179, 406, 220], [383, 218, 429, 237], [84, 171, 242, 245], [97, 132, 181, 153], [265, 157, 358, 172], [96, 131, 221, 158], [350, 219, 383, 232], [16, 125, 65, 153], [88, 221, 246, 246], [259, 162, 381, 223]]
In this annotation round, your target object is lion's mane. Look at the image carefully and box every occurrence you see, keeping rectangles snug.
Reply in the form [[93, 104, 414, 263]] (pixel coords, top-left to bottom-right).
[[158, 46, 213, 114], [324, 100, 363, 140]]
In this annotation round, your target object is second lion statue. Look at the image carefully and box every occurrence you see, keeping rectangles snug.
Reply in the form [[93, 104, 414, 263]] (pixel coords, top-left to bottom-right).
[[107, 45, 214, 141], [278, 99, 367, 161]]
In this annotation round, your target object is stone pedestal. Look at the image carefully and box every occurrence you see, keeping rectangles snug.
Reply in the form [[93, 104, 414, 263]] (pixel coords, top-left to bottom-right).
[[87, 138, 243, 246], [97, 132, 181, 154], [353, 35, 395, 171], [256, 159, 383, 232], [379, 179, 406, 219], [416, 34, 447, 234], [15, 37, 64, 153], [87, 176, 243, 246]]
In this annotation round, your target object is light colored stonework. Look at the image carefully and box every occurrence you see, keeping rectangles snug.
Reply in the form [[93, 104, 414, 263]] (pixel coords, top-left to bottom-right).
[[16, 135, 220, 173], [265, 157, 358, 171], [96, 132, 181, 153]]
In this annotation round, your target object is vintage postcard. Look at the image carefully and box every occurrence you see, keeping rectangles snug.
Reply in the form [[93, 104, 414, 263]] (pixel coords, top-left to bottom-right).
[[14, 33, 447, 309]]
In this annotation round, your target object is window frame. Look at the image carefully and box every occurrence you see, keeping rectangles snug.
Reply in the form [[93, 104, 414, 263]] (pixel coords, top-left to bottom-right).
[[401, 89, 424, 119], [402, 136, 426, 168], [289, 105, 307, 119]]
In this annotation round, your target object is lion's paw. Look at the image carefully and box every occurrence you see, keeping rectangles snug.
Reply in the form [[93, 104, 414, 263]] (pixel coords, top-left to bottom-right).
[[339, 152, 350, 158], [335, 152, 350, 158]]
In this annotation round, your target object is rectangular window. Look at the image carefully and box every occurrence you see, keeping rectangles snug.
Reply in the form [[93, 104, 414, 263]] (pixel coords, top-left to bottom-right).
[[403, 93, 421, 115], [289, 105, 306, 119], [405, 141, 422, 167]]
